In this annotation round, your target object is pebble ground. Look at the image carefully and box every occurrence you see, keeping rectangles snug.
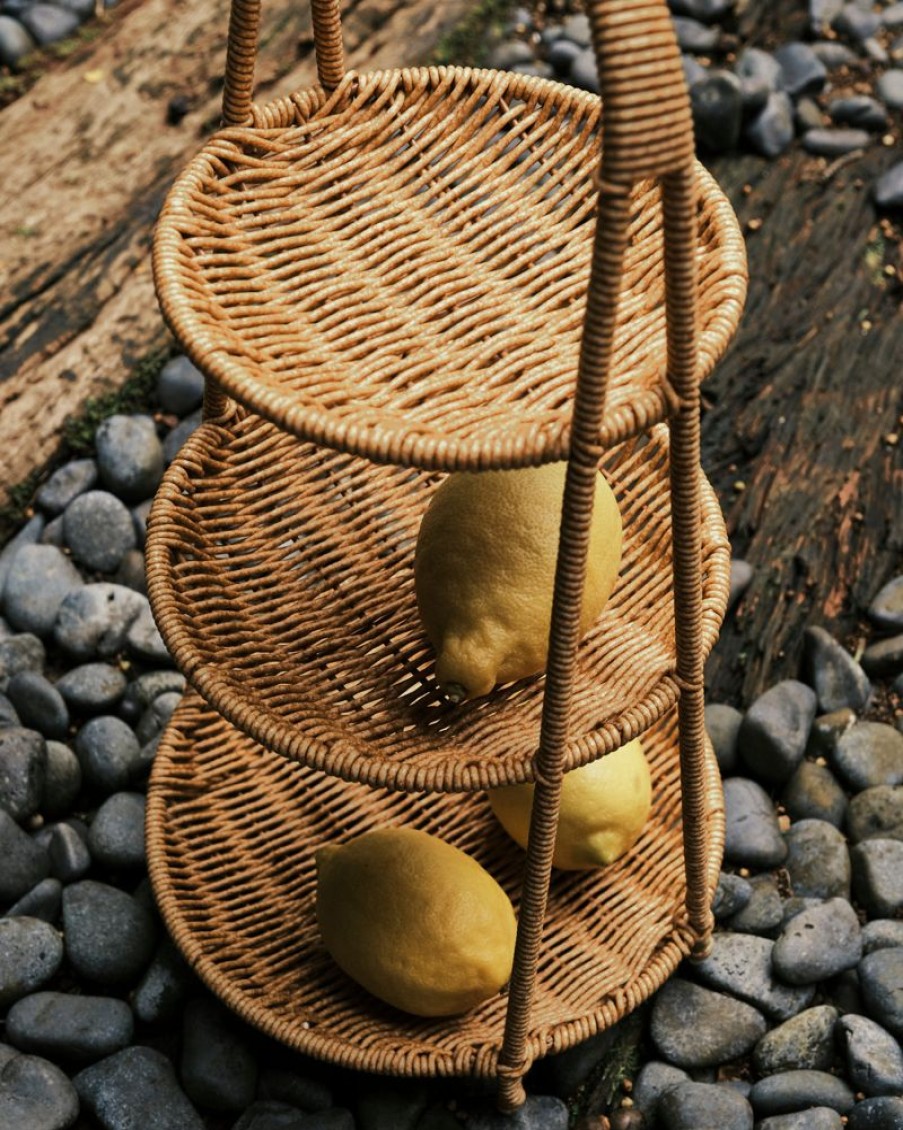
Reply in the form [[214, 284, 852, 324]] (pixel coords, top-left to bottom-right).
[[2, 1, 903, 1128]]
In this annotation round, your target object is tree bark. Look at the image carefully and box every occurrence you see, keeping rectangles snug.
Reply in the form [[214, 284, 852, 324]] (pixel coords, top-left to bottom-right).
[[701, 145, 903, 704]]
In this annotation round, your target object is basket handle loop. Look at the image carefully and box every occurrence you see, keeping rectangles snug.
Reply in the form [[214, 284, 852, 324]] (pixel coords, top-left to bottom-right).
[[222, 0, 345, 126]]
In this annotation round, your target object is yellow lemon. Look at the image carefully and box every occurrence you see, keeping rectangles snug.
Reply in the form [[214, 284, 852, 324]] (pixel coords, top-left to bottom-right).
[[315, 827, 517, 1017], [487, 737, 652, 869], [414, 462, 622, 703]]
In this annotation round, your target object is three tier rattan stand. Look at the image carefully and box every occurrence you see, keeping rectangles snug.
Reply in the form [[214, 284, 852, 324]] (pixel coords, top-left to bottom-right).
[[145, 0, 747, 1111]]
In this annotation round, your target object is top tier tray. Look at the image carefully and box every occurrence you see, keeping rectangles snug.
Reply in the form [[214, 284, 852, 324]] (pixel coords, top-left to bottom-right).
[[153, 67, 746, 472]]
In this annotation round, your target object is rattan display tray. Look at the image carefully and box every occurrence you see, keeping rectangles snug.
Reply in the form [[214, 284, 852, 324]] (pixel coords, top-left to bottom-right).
[[146, 693, 724, 1079], [153, 66, 746, 473], [146, 414, 731, 793]]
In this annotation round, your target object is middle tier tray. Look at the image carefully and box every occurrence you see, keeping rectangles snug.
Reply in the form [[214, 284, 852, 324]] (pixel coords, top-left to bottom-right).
[[147, 411, 730, 792]]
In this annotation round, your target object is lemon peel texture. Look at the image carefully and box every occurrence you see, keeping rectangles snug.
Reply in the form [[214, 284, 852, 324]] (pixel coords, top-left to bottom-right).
[[316, 827, 517, 1016], [414, 462, 622, 703], [487, 737, 652, 870]]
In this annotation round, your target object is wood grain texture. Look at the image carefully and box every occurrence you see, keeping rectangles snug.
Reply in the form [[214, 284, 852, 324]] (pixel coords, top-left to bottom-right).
[[702, 146, 903, 704], [0, 0, 473, 501]]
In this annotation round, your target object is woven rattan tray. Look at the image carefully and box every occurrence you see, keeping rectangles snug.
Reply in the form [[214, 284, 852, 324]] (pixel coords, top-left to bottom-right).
[[146, 415, 730, 792], [147, 694, 724, 1078], [153, 69, 745, 472]]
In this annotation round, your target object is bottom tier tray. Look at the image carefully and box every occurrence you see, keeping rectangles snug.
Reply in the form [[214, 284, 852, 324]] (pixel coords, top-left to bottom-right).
[[146, 693, 724, 1080]]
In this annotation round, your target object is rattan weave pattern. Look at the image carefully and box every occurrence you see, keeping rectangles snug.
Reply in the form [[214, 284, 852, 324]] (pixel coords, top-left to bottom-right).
[[153, 66, 746, 472], [146, 694, 724, 1078], [146, 415, 731, 793]]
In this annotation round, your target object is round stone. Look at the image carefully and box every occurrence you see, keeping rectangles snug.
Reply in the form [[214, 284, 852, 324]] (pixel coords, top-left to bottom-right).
[[41, 740, 82, 817], [736, 46, 783, 91], [847, 786, 903, 843], [62, 879, 156, 986], [0, 691, 19, 727], [157, 355, 205, 417], [672, 14, 720, 52], [723, 777, 788, 868], [873, 162, 903, 211], [74, 1045, 205, 1130], [737, 680, 817, 786], [0, 516, 45, 599], [45, 821, 92, 883], [774, 42, 828, 97], [851, 839, 903, 917], [5, 673, 69, 740], [863, 920, 903, 953], [568, 46, 599, 93], [0, 810, 51, 904], [63, 490, 136, 574], [0, 633, 46, 686], [35, 459, 98, 516], [6, 990, 134, 1065], [712, 871, 753, 920], [729, 559, 754, 610], [833, 3, 881, 39], [831, 722, 903, 791], [847, 1096, 903, 1129], [18, 2, 80, 44], [725, 873, 784, 937], [810, 708, 857, 756], [0, 14, 36, 67], [691, 71, 744, 153], [801, 626, 871, 713], [118, 670, 186, 723], [658, 1081, 753, 1129], [0, 917, 64, 1008], [180, 995, 259, 1112], [125, 604, 172, 666], [0, 1051, 79, 1130], [55, 662, 127, 713], [693, 933, 816, 1021], [705, 703, 743, 776], [749, 1070, 854, 1117], [781, 760, 847, 827], [876, 70, 903, 111], [163, 408, 202, 463], [868, 575, 903, 632], [2, 545, 83, 637], [650, 978, 767, 1068], [134, 691, 181, 745], [131, 938, 198, 1024], [87, 792, 146, 870], [783, 818, 851, 899], [772, 898, 862, 984], [113, 547, 147, 595], [802, 128, 873, 157], [257, 1066, 333, 1113], [859, 948, 903, 1038], [753, 1005, 839, 1075], [828, 95, 889, 132], [838, 1014, 903, 1097], [95, 414, 165, 503], [74, 715, 142, 794], [463, 1094, 569, 1129], [53, 583, 145, 660], [757, 1111, 842, 1130], [862, 635, 903, 678], [632, 1060, 690, 1117], [0, 727, 46, 822], [6, 877, 62, 924]]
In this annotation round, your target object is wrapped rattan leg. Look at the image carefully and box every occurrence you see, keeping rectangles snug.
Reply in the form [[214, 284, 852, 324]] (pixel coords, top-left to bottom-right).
[[662, 165, 716, 959], [202, 379, 231, 422]]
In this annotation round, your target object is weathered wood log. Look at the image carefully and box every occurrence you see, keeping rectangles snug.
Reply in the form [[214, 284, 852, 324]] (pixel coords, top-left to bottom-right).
[[0, 0, 473, 500], [702, 145, 903, 705]]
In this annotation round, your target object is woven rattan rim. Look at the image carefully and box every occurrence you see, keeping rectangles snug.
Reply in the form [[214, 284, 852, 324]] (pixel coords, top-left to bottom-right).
[[152, 65, 746, 473], [146, 694, 725, 1079], [146, 415, 731, 793]]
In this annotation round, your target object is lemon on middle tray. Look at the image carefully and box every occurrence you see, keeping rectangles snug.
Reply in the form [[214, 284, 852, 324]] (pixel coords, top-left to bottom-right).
[[414, 461, 623, 704]]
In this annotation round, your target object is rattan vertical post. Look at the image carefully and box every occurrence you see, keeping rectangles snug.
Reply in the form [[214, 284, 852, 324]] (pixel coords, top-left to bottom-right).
[[146, 0, 747, 1113]]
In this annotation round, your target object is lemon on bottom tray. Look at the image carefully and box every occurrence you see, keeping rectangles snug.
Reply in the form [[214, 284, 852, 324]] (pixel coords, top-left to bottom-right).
[[487, 737, 652, 870], [315, 827, 517, 1017]]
